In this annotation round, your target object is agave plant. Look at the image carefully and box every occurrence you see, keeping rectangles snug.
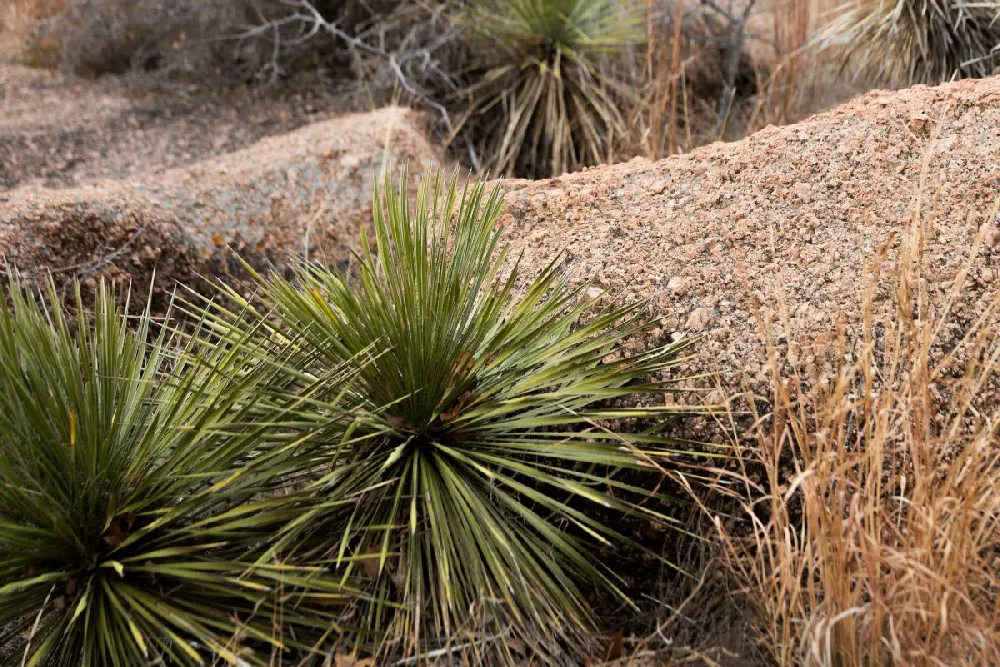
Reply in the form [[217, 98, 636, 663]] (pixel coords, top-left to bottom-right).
[[204, 172, 707, 662], [817, 0, 1000, 85], [0, 281, 354, 666], [453, 0, 643, 178]]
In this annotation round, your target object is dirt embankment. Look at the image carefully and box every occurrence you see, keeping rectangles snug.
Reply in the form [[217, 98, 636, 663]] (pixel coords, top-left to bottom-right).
[[499, 76, 1000, 394], [2, 99, 443, 306]]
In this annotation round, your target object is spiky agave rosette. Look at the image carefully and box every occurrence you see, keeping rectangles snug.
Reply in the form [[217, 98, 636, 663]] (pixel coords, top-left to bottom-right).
[[454, 0, 644, 177], [0, 280, 357, 667], [199, 172, 714, 662]]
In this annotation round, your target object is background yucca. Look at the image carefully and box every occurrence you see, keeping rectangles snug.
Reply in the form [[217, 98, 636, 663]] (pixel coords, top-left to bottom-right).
[[205, 173, 709, 663], [0, 281, 353, 667], [453, 0, 643, 178], [817, 0, 1000, 85]]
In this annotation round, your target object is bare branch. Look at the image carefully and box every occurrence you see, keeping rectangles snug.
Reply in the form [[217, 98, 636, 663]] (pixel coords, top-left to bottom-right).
[[222, 0, 457, 130], [713, 0, 757, 136]]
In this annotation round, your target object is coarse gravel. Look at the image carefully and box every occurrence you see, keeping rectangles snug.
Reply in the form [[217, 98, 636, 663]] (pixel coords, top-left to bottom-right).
[[2, 106, 444, 306], [499, 76, 1000, 396]]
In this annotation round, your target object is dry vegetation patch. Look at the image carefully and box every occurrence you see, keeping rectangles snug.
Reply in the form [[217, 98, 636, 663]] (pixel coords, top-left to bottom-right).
[[715, 195, 1000, 666]]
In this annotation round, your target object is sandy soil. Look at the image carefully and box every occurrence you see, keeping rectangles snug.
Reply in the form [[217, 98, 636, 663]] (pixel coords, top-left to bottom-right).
[[1, 63, 350, 190]]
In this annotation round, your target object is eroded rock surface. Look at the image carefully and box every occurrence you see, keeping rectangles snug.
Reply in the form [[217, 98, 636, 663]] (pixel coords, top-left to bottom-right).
[[500, 77, 1000, 392], [2, 106, 443, 301]]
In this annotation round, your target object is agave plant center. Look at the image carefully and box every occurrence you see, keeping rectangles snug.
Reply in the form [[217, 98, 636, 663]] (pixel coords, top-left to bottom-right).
[[89, 513, 136, 570], [393, 403, 464, 443], [385, 373, 476, 449]]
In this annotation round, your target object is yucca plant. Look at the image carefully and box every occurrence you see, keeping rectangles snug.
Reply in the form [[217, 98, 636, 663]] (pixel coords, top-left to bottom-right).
[[453, 0, 643, 178], [0, 280, 355, 666], [204, 172, 709, 662], [817, 0, 1000, 85]]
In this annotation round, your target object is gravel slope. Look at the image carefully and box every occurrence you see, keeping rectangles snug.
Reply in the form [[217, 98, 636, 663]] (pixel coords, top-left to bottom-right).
[[2, 106, 444, 307], [499, 76, 1000, 395]]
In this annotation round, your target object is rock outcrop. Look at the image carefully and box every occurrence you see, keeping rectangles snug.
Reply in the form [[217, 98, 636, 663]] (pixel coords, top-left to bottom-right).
[[500, 77, 1000, 391], [2, 106, 443, 305]]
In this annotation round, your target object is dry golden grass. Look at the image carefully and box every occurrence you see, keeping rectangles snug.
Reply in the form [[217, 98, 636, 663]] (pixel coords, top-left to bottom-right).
[[614, 0, 862, 161], [0, 0, 65, 64], [746, 0, 863, 135], [748, 0, 813, 130], [715, 182, 1000, 665], [611, 0, 762, 160]]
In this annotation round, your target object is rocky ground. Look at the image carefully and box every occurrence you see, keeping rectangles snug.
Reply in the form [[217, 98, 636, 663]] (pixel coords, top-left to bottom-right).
[[3, 61, 1000, 401], [500, 77, 1000, 399], [1, 63, 442, 310], [0, 64, 348, 190]]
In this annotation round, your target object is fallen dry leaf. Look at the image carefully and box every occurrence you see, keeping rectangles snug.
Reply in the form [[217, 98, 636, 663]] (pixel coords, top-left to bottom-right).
[[361, 543, 382, 579], [601, 628, 624, 662]]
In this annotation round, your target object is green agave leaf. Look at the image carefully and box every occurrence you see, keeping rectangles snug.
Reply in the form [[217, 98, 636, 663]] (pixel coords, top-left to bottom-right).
[[198, 170, 713, 664], [0, 278, 358, 666]]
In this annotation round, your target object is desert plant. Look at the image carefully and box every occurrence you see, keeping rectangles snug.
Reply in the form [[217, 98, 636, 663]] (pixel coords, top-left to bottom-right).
[[0, 280, 354, 666], [817, 0, 1000, 85], [203, 172, 708, 662], [453, 0, 644, 177], [716, 194, 1000, 665]]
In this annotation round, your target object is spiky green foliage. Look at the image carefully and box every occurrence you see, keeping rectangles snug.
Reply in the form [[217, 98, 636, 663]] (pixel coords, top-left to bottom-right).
[[818, 0, 1000, 85], [206, 173, 706, 661], [0, 281, 353, 667], [454, 0, 643, 178]]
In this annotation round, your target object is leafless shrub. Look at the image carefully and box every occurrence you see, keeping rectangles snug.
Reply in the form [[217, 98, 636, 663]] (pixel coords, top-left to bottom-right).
[[16, 0, 434, 84], [274, 1, 465, 128]]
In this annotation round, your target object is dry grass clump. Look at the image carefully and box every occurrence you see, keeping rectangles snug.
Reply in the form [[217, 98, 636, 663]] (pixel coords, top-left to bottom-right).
[[614, 0, 770, 159], [717, 193, 1000, 665], [611, 0, 827, 160], [817, 0, 1000, 85]]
